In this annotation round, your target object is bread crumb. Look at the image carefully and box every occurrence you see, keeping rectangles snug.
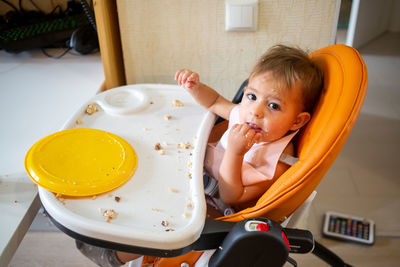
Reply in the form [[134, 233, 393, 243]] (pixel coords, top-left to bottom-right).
[[103, 209, 117, 222], [165, 228, 175, 232], [55, 194, 66, 205], [178, 142, 193, 149], [76, 119, 83, 125], [154, 143, 162, 150], [151, 208, 160, 212], [161, 220, 169, 227], [186, 203, 194, 209], [168, 187, 178, 193], [188, 162, 192, 168], [173, 99, 184, 107], [86, 103, 98, 115], [164, 115, 172, 120], [159, 150, 165, 155], [91, 195, 97, 200], [182, 212, 190, 219], [114, 196, 121, 202], [186, 172, 192, 179]]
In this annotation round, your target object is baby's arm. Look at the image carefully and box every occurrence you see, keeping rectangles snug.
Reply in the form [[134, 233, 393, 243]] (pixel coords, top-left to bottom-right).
[[218, 123, 261, 205], [175, 70, 234, 120], [218, 125, 293, 206]]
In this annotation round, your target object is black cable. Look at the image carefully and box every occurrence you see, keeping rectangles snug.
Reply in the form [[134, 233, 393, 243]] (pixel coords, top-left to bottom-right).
[[28, 0, 44, 13], [0, 0, 19, 13], [49, 5, 62, 16], [18, 0, 25, 13], [41, 47, 71, 59], [80, 0, 96, 31]]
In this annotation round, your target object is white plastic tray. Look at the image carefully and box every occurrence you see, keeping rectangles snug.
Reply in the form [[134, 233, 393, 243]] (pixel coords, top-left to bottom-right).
[[38, 84, 217, 250]]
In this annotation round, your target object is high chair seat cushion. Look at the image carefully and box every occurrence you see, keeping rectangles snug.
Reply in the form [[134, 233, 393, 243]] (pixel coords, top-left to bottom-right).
[[220, 44, 368, 223]]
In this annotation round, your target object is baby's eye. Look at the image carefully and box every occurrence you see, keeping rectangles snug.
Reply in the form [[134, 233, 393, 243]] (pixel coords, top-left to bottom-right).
[[247, 93, 257, 101], [268, 102, 281, 110]]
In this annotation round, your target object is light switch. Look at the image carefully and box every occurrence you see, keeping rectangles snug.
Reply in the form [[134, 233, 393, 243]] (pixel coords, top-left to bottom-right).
[[225, 0, 258, 31]]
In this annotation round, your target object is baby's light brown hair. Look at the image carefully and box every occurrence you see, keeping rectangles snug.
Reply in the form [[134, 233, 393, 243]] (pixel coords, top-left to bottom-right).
[[250, 45, 323, 113]]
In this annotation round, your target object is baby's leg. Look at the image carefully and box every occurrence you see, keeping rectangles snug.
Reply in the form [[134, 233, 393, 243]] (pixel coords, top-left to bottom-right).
[[116, 251, 143, 263], [76, 240, 141, 266]]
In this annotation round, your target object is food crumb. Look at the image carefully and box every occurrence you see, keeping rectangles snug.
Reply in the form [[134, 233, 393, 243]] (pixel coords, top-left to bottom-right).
[[151, 208, 160, 212], [188, 162, 192, 168], [76, 119, 83, 125], [168, 187, 178, 193], [114, 196, 121, 202], [103, 209, 118, 222], [186, 172, 192, 179], [159, 150, 165, 155], [86, 103, 99, 115], [161, 220, 169, 227], [182, 212, 190, 219], [178, 142, 194, 149], [164, 115, 172, 120], [154, 143, 162, 150], [165, 228, 175, 232], [55, 193, 66, 205], [14, 200, 18, 203], [173, 99, 184, 107], [91, 195, 97, 200]]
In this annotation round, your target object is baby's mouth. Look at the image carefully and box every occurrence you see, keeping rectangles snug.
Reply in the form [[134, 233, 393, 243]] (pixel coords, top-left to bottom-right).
[[246, 122, 262, 133]]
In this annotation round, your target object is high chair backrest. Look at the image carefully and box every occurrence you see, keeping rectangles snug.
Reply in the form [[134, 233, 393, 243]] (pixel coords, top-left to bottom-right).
[[221, 44, 368, 223]]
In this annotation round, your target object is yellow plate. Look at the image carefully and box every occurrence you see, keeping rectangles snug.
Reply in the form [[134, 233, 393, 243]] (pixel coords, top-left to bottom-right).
[[25, 128, 137, 196]]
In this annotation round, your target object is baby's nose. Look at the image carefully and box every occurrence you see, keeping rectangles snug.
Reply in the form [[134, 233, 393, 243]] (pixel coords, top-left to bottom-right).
[[250, 104, 264, 118]]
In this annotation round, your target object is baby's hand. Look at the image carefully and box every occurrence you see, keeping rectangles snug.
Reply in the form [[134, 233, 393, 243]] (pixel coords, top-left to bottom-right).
[[175, 69, 200, 91], [227, 124, 260, 156]]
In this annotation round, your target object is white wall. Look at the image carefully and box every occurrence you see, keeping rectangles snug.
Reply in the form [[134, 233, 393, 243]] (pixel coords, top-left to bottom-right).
[[117, 0, 340, 99], [347, 0, 399, 48]]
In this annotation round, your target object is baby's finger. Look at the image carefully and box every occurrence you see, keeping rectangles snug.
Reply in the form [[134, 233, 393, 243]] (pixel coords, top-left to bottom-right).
[[187, 72, 199, 83], [178, 70, 188, 86], [181, 71, 193, 85], [238, 123, 251, 135], [230, 124, 241, 133], [174, 69, 184, 81], [243, 129, 256, 140], [252, 132, 261, 144]]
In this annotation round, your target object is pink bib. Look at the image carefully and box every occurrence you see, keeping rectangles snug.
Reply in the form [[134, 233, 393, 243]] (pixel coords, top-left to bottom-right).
[[204, 105, 297, 186]]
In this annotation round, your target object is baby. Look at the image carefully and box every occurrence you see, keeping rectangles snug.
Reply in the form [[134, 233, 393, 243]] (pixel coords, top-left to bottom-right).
[[77, 44, 323, 266], [175, 44, 323, 213]]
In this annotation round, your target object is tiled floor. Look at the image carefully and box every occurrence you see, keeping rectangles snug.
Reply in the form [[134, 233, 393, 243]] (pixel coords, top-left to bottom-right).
[[8, 32, 400, 266]]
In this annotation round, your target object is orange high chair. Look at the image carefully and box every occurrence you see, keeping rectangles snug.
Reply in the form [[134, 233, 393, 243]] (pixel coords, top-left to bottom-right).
[[28, 43, 366, 267], [134, 44, 368, 267]]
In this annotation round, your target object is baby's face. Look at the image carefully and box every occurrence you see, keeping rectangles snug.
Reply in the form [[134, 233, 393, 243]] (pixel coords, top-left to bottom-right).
[[239, 72, 305, 143]]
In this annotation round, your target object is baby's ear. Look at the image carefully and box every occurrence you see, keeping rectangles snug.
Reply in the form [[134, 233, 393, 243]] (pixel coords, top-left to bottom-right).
[[290, 112, 311, 131]]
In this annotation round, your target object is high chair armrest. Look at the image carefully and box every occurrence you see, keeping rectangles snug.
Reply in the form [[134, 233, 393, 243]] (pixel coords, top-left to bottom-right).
[[283, 228, 314, 253], [192, 219, 236, 250]]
